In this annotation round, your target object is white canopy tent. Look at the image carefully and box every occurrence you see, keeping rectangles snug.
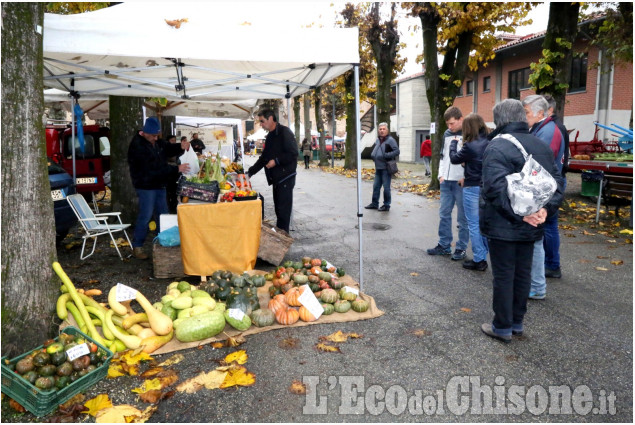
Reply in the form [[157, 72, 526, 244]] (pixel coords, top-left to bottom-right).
[[42, 2, 367, 289]]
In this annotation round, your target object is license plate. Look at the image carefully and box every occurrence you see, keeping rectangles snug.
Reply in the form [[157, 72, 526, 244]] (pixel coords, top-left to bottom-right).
[[51, 189, 66, 201], [76, 177, 98, 184]]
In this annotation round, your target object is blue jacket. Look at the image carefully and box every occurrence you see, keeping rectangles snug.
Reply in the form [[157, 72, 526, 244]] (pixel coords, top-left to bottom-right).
[[531, 116, 565, 175], [449, 131, 489, 187]]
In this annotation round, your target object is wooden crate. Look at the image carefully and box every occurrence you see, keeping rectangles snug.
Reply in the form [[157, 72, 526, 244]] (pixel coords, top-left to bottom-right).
[[152, 243, 185, 279], [258, 221, 293, 266]]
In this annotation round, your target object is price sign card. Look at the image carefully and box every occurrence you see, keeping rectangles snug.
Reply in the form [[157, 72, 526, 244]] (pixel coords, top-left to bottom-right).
[[343, 286, 359, 296], [298, 284, 324, 319], [228, 308, 245, 321], [66, 343, 89, 361], [116, 283, 137, 302]]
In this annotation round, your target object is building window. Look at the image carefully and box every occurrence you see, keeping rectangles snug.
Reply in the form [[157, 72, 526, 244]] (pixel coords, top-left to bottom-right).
[[483, 76, 491, 92], [466, 80, 474, 96], [457, 83, 463, 97], [569, 54, 588, 93], [508, 67, 531, 99]]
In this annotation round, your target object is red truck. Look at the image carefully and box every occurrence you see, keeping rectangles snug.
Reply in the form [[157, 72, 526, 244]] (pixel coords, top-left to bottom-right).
[[45, 123, 111, 200]]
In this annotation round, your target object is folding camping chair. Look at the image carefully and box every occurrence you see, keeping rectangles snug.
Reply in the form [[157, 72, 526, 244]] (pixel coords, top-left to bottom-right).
[[66, 194, 133, 260]]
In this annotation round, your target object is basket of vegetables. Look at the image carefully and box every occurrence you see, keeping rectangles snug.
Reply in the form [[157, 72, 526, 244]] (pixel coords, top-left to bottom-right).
[[177, 151, 224, 203]]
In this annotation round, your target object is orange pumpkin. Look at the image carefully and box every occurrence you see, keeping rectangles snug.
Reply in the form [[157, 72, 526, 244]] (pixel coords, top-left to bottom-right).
[[280, 282, 294, 294], [268, 297, 288, 314], [310, 266, 322, 276], [273, 294, 287, 304], [285, 286, 305, 307], [275, 307, 300, 325], [311, 258, 322, 267], [299, 306, 317, 322]]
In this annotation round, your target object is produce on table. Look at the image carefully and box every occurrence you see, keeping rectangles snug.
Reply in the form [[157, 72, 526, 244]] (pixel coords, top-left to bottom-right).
[[250, 308, 276, 327], [299, 306, 317, 322], [321, 303, 335, 315], [333, 300, 351, 313], [351, 299, 370, 313], [275, 307, 300, 325], [175, 311, 226, 342]]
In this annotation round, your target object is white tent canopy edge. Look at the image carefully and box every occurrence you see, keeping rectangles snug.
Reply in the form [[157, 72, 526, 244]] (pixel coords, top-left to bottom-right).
[[42, 3, 366, 289]]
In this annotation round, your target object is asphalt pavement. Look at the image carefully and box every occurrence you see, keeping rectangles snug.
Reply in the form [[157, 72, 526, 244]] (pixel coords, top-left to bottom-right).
[[3, 157, 632, 422]]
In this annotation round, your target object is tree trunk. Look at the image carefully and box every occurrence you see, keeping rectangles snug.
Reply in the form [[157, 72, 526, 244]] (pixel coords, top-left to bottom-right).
[[303, 93, 312, 154], [293, 97, 301, 143], [161, 115, 176, 139], [314, 87, 328, 166], [109, 96, 144, 224], [344, 72, 358, 170], [536, 2, 580, 118], [1, 2, 59, 357]]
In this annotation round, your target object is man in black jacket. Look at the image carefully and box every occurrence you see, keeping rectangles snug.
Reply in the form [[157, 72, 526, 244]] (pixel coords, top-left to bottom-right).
[[247, 109, 298, 232], [128, 117, 190, 259], [479, 99, 564, 343]]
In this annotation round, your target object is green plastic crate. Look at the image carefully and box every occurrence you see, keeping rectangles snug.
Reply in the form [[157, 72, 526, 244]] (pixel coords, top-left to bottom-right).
[[1, 326, 113, 417]]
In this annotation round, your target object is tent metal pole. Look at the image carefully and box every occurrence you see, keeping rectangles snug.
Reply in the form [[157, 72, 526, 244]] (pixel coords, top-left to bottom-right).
[[354, 65, 364, 292], [286, 97, 291, 127], [70, 85, 76, 185]]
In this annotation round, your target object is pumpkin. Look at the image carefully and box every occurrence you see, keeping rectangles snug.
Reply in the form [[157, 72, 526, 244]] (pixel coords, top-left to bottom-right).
[[301, 256, 312, 265], [333, 300, 351, 313], [309, 283, 320, 293], [275, 307, 300, 325], [320, 288, 338, 304], [272, 278, 283, 288], [282, 260, 294, 268], [339, 287, 357, 302], [268, 285, 281, 298], [286, 267, 296, 274], [279, 273, 291, 284], [330, 280, 344, 290], [319, 280, 330, 290], [327, 266, 336, 273], [251, 275, 266, 287], [264, 273, 274, 281], [322, 303, 335, 315], [268, 297, 288, 314], [318, 272, 332, 282], [250, 309, 275, 327], [310, 258, 322, 267], [285, 287, 305, 307], [309, 266, 322, 276], [293, 261, 303, 270], [299, 306, 317, 322], [351, 299, 369, 313], [307, 275, 320, 284], [280, 282, 295, 294], [273, 294, 287, 304], [293, 274, 309, 285]]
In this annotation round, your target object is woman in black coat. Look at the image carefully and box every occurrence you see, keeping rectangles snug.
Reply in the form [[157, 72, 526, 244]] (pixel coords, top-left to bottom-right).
[[479, 99, 564, 343]]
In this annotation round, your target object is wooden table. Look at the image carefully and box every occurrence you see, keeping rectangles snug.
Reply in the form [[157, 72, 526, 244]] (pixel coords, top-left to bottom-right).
[[177, 200, 262, 277]]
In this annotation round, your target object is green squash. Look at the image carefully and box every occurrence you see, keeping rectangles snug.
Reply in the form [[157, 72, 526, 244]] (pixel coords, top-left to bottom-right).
[[221, 270, 233, 280], [321, 303, 335, 315], [224, 309, 252, 331], [293, 261, 303, 271], [309, 283, 320, 293], [226, 291, 252, 315], [351, 299, 369, 313], [333, 300, 351, 313], [251, 275, 266, 287], [336, 267, 346, 277], [231, 275, 246, 288], [269, 285, 281, 298], [215, 286, 232, 301], [250, 308, 275, 327], [211, 270, 223, 280], [320, 288, 338, 304], [282, 260, 294, 268], [339, 287, 357, 302]]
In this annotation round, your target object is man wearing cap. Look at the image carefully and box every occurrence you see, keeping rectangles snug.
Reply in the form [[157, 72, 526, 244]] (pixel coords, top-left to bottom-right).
[[128, 117, 190, 259]]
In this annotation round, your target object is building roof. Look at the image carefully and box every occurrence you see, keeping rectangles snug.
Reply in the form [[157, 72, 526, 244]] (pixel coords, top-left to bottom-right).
[[395, 71, 425, 84]]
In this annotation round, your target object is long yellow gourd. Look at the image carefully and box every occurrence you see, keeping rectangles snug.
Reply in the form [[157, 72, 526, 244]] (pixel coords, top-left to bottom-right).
[[108, 286, 129, 316], [140, 330, 173, 354], [104, 310, 141, 349], [134, 291, 173, 336]]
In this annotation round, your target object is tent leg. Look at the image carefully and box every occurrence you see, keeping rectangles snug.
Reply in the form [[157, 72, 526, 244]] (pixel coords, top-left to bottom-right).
[[354, 65, 364, 292]]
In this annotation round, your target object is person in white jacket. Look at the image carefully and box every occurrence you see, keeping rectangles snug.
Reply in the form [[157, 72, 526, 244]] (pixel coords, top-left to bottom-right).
[[427, 106, 469, 260]]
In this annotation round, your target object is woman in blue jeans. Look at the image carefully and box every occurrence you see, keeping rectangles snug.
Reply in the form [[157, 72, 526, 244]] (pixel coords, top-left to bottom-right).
[[449, 113, 490, 271]]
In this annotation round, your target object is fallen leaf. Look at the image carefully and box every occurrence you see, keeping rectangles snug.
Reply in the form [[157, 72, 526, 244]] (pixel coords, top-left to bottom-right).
[[579, 259, 592, 263], [410, 272, 419, 276], [583, 230, 595, 236], [59, 393, 85, 410], [225, 333, 246, 347], [120, 350, 154, 366], [224, 350, 248, 365], [176, 370, 228, 393], [83, 394, 113, 417], [279, 337, 300, 349], [87, 279, 100, 284], [619, 229, 633, 235], [316, 342, 341, 353], [138, 390, 162, 404], [320, 330, 348, 343], [9, 398, 25, 412], [140, 367, 164, 378], [347, 332, 363, 339], [595, 266, 609, 271], [156, 370, 179, 388], [220, 365, 256, 388], [610, 260, 624, 266], [108, 364, 127, 378], [607, 239, 617, 243], [132, 378, 162, 394], [95, 405, 141, 423], [158, 353, 184, 367], [211, 342, 224, 349], [460, 307, 472, 313], [597, 255, 610, 259], [132, 405, 159, 423], [289, 379, 307, 394], [413, 329, 429, 337]]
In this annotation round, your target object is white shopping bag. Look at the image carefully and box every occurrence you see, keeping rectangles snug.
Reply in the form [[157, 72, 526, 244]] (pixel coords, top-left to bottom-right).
[[179, 147, 200, 176]]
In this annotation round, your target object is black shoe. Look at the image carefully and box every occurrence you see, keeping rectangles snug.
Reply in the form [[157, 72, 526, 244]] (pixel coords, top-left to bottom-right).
[[451, 249, 466, 261], [378, 205, 390, 212], [462, 259, 488, 271], [427, 244, 452, 256], [512, 329, 524, 336], [365, 204, 378, 210], [480, 323, 511, 343], [545, 268, 562, 278]]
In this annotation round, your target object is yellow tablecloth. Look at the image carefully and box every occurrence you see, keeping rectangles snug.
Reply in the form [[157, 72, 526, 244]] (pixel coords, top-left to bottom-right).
[[177, 200, 262, 276]]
